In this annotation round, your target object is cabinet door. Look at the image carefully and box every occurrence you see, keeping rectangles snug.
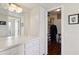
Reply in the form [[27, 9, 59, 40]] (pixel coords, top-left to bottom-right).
[[25, 39, 39, 55]]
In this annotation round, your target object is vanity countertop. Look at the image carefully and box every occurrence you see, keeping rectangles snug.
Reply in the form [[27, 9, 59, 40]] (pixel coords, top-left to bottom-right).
[[0, 36, 26, 52]]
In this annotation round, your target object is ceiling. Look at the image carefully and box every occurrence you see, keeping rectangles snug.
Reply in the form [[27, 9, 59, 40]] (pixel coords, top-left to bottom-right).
[[39, 3, 61, 10], [48, 8, 61, 15], [18, 3, 61, 10]]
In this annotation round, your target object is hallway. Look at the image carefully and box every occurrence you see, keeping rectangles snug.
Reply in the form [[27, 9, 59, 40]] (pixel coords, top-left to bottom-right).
[[48, 41, 61, 55]]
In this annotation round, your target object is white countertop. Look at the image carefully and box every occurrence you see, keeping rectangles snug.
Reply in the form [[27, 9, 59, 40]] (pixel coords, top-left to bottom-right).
[[0, 36, 26, 52]]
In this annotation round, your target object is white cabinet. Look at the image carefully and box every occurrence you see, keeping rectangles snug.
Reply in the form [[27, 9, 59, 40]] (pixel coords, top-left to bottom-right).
[[25, 39, 39, 55], [0, 44, 24, 55], [25, 7, 47, 55]]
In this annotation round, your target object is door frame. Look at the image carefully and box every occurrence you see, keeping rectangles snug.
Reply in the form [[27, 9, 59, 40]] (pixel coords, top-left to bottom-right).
[[46, 5, 63, 54]]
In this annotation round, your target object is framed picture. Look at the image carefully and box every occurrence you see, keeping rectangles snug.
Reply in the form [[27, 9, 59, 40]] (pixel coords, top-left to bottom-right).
[[68, 14, 79, 24]]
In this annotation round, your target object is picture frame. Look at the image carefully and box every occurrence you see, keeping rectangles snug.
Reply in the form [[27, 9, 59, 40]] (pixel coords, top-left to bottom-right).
[[68, 14, 79, 24]]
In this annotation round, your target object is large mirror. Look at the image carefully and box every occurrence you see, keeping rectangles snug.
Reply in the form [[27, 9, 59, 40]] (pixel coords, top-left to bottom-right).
[[0, 7, 21, 37], [0, 14, 21, 37]]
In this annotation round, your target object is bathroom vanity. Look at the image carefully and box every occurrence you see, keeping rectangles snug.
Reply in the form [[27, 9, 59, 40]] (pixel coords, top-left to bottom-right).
[[0, 36, 41, 55]]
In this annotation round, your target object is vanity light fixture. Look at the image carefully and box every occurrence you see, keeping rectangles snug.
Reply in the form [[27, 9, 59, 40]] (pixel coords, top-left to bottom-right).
[[56, 8, 61, 11], [8, 3, 23, 13]]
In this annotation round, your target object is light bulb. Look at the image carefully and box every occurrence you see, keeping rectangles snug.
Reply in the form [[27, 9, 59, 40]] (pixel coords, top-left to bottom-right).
[[56, 8, 61, 11], [8, 4, 16, 12], [16, 7, 22, 13], [8, 6, 14, 12]]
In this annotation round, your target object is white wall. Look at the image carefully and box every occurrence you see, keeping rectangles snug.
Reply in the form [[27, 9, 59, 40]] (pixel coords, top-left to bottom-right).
[[62, 4, 79, 55], [29, 7, 40, 38], [21, 8, 30, 36]]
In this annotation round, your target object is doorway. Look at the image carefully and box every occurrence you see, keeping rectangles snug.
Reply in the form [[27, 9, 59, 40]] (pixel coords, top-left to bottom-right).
[[48, 8, 61, 55]]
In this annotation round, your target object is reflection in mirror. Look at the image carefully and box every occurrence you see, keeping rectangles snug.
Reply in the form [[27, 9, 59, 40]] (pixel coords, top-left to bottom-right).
[[0, 14, 21, 37], [7, 16, 21, 37]]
